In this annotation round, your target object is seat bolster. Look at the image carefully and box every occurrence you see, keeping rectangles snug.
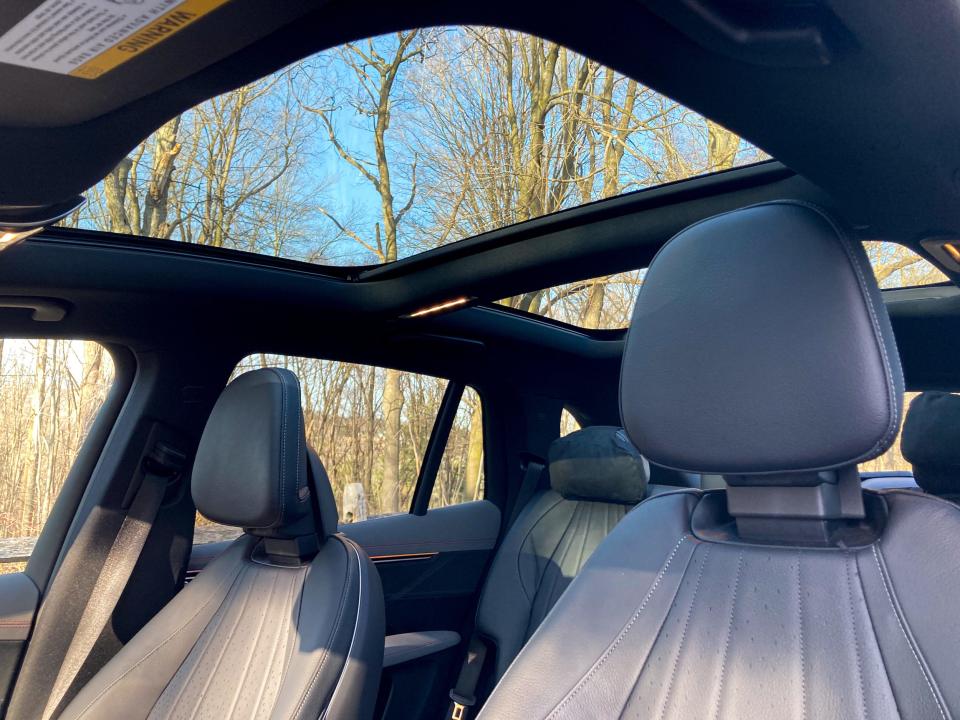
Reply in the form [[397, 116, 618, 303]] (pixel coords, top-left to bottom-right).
[[318, 536, 385, 720], [475, 490, 568, 678], [478, 491, 700, 719], [858, 490, 960, 717], [269, 535, 382, 720], [58, 537, 255, 720]]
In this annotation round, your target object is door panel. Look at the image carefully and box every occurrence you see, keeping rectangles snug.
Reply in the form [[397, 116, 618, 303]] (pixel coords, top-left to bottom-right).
[[343, 500, 500, 635], [0, 573, 39, 714]]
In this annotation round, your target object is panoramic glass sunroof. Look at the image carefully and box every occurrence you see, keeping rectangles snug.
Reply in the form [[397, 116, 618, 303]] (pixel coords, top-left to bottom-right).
[[499, 242, 949, 331], [64, 26, 766, 267]]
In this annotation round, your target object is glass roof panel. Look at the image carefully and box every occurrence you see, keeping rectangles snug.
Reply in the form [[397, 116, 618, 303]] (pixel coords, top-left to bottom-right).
[[68, 26, 766, 266]]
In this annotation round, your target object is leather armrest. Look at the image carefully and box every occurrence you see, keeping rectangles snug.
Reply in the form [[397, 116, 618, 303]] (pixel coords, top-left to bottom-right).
[[383, 630, 460, 668]]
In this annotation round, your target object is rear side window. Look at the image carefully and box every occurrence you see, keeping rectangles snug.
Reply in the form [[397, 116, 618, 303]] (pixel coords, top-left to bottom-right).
[[196, 355, 485, 537], [859, 391, 917, 473], [0, 340, 115, 573]]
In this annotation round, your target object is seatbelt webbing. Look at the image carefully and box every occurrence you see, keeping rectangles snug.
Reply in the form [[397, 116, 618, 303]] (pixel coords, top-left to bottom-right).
[[505, 458, 544, 530], [444, 458, 544, 720], [446, 633, 487, 720], [42, 458, 175, 720]]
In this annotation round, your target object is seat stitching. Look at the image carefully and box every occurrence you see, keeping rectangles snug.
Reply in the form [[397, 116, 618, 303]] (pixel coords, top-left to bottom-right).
[[150, 565, 247, 718], [250, 568, 300, 715], [511, 495, 566, 607], [616, 542, 700, 719], [796, 551, 805, 720], [657, 543, 711, 720], [317, 538, 367, 718], [290, 543, 353, 719], [787, 200, 899, 453], [545, 534, 690, 719], [72, 557, 245, 719], [872, 544, 947, 720], [853, 550, 904, 718], [223, 568, 281, 718], [180, 564, 259, 718], [709, 550, 744, 720], [267, 367, 290, 527], [844, 555, 867, 720]]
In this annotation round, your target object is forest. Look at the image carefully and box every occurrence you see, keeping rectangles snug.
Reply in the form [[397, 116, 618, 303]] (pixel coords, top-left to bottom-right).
[[0, 27, 941, 561]]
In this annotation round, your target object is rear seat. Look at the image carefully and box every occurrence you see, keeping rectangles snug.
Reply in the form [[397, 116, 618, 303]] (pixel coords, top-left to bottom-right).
[[901, 391, 960, 502], [473, 426, 648, 684]]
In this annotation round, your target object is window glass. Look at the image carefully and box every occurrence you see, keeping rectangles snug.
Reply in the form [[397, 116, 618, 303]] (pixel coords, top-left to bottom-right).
[[70, 27, 765, 267], [428, 386, 485, 509], [858, 391, 919, 474], [560, 408, 583, 437], [199, 355, 483, 536], [863, 242, 948, 289], [0, 340, 115, 573], [499, 242, 950, 330]]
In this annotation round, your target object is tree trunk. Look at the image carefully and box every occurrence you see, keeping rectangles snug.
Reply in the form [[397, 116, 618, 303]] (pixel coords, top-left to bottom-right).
[[580, 281, 607, 329], [464, 401, 484, 502], [23, 339, 47, 533], [707, 121, 740, 171], [380, 368, 403, 514]]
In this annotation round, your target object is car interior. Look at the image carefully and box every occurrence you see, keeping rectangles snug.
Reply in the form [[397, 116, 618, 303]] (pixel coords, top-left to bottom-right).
[[1, 1, 959, 718]]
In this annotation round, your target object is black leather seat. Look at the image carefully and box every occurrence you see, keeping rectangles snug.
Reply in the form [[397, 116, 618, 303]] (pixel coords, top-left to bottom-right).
[[902, 391, 960, 502], [479, 201, 960, 719], [475, 426, 648, 684], [59, 368, 385, 720]]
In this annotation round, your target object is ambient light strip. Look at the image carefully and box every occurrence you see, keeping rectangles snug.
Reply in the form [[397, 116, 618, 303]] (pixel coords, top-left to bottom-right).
[[402, 297, 472, 319], [0, 227, 43, 251], [370, 552, 439, 564]]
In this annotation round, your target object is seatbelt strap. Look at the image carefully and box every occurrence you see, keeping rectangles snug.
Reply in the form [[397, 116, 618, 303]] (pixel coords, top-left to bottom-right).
[[446, 633, 487, 720], [41, 443, 185, 720], [505, 457, 544, 530], [443, 458, 543, 719]]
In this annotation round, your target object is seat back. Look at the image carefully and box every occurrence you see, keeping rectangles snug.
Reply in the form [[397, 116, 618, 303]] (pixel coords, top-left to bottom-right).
[[479, 202, 960, 719], [59, 368, 384, 720], [476, 426, 648, 681]]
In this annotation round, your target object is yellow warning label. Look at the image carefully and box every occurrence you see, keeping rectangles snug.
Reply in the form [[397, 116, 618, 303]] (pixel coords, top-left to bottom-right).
[[0, 0, 232, 80], [70, 0, 231, 79]]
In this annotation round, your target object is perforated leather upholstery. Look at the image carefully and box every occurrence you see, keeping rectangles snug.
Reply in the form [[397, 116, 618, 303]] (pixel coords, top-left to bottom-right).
[[479, 489, 960, 719], [58, 369, 384, 720]]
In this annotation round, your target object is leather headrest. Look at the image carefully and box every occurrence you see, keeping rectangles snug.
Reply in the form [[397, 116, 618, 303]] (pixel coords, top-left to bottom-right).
[[621, 201, 904, 477], [548, 426, 649, 504], [192, 368, 338, 537], [902, 392, 960, 499]]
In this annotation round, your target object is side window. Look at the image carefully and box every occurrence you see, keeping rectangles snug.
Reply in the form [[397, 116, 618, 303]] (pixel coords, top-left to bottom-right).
[[194, 355, 486, 539], [429, 387, 485, 509], [560, 407, 582, 438], [0, 340, 115, 573], [858, 391, 917, 473]]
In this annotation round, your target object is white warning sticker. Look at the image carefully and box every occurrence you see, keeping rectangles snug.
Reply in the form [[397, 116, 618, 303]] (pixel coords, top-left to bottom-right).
[[0, 0, 230, 79]]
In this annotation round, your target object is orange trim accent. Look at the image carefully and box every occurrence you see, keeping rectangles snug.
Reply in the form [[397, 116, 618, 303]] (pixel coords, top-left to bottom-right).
[[370, 551, 439, 563]]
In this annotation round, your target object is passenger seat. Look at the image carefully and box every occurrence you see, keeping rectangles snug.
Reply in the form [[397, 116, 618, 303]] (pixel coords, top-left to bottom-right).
[[473, 426, 648, 684], [902, 390, 960, 502]]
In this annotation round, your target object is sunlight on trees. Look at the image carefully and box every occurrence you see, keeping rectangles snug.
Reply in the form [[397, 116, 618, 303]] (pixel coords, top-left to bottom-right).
[[0, 341, 114, 570]]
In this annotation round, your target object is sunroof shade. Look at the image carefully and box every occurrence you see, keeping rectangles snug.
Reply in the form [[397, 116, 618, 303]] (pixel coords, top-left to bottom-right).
[[498, 242, 949, 330], [65, 26, 766, 266]]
